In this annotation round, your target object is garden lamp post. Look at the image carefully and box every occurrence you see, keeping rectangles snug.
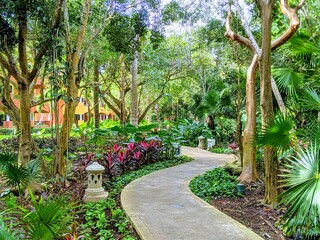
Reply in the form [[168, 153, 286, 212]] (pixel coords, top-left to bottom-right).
[[83, 162, 109, 202]]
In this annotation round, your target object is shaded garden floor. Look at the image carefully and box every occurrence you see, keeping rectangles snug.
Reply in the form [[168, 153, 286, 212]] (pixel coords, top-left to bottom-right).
[[211, 182, 288, 240]]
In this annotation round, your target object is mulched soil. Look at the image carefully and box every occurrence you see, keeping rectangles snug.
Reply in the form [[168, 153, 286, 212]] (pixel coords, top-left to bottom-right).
[[210, 182, 290, 240]]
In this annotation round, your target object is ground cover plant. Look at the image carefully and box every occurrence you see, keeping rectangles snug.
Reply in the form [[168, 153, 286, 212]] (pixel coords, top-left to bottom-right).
[[189, 167, 242, 202], [79, 155, 193, 240], [0, 136, 192, 239]]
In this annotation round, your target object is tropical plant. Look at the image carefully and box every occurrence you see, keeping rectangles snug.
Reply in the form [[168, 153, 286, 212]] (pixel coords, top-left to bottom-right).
[[0, 218, 18, 240], [189, 167, 242, 202], [3, 159, 41, 196], [255, 113, 295, 153], [0, 153, 17, 171], [3, 164, 29, 196], [18, 190, 78, 239], [278, 143, 320, 238]]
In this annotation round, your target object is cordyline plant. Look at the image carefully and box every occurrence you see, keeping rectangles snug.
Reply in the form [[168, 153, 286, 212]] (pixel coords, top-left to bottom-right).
[[99, 140, 164, 179]]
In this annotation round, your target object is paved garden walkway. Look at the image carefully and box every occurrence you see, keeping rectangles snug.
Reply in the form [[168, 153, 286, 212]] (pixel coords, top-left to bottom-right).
[[121, 146, 263, 240]]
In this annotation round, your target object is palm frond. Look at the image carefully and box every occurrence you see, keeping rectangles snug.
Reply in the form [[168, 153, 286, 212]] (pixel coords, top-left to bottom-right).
[[22, 191, 77, 239], [272, 68, 302, 97], [25, 159, 41, 181], [256, 113, 294, 152], [287, 34, 320, 58], [3, 164, 29, 189], [0, 153, 18, 171], [300, 87, 320, 111], [278, 143, 320, 237], [0, 219, 18, 240]]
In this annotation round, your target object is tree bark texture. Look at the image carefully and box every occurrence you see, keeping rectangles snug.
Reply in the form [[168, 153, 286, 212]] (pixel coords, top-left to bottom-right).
[[18, 83, 32, 165], [238, 55, 259, 182], [120, 54, 127, 125], [225, 11, 258, 182], [235, 64, 243, 166], [93, 60, 100, 129], [55, 0, 91, 177], [259, 0, 280, 206], [130, 47, 139, 127]]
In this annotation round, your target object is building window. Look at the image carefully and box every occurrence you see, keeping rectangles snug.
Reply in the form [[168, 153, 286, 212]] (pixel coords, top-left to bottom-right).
[[100, 114, 106, 120], [5, 115, 10, 121], [79, 97, 84, 103], [30, 113, 34, 121]]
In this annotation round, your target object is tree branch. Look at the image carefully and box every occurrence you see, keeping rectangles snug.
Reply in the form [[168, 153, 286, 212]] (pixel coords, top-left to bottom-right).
[[233, 0, 261, 56], [100, 95, 120, 118], [224, 10, 255, 54], [138, 85, 166, 123], [28, 0, 65, 82], [271, 0, 305, 50]]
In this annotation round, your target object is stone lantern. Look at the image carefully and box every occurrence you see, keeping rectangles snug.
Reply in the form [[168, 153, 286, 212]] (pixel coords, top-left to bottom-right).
[[197, 136, 205, 149], [83, 162, 108, 203], [172, 142, 181, 156]]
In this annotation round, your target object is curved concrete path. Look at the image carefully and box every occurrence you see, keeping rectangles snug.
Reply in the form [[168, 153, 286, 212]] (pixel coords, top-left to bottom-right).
[[121, 146, 263, 240]]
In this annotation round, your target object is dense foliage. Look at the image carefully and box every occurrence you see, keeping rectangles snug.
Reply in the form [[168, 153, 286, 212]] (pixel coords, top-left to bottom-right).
[[189, 167, 242, 202]]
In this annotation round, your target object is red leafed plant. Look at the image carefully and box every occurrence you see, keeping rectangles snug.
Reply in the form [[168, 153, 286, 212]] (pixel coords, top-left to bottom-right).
[[98, 140, 164, 179]]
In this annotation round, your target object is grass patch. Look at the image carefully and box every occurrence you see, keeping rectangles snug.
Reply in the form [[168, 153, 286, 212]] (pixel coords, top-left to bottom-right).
[[189, 167, 242, 202]]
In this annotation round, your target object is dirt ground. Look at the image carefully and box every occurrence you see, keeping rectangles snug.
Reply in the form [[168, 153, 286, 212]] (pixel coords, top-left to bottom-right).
[[210, 182, 290, 240]]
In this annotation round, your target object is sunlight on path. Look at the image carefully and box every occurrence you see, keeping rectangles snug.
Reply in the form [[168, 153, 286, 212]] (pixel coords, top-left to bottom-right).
[[121, 146, 263, 240]]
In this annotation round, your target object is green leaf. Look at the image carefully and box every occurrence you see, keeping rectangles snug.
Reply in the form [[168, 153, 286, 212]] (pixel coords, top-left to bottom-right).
[[256, 113, 294, 152], [272, 68, 302, 96]]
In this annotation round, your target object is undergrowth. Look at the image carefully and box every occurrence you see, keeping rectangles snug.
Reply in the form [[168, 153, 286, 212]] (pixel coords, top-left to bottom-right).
[[81, 155, 193, 239], [189, 167, 242, 202]]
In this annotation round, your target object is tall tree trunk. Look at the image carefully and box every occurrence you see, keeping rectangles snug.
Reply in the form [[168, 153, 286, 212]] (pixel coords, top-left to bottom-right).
[[93, 60, 100, 129], [235, 65, 243, 167], [54, 0, 91, 177], [238, 55, 259, 182], [18, 83, 32, 164], [55, 86, 78, 177], [120, 54, 127, 125], [130, 40, 139, 127], [260, 1, 279, 206]]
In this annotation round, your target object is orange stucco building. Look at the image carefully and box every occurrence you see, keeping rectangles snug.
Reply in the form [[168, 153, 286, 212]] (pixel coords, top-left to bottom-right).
[[0, 78, 116, 129]]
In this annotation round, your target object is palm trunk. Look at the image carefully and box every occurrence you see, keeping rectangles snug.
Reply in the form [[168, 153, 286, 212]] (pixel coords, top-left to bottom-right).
[[238, 55, 259, 182]]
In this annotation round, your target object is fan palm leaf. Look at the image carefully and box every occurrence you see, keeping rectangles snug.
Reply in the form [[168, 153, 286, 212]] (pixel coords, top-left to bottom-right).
[[278, 143, 320, 237], [300, 87, 320, 111], [3, 164, 29, 190], [272, 68, 302, 97], [22, 191, 77, 239], [0, 153, 17, 171], [256, 113, 295, 152], [287, 34, 320, 59]]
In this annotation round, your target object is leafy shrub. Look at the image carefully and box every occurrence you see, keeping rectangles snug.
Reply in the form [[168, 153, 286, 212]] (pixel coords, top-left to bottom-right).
[[1, 190, 77, 239], [189, 167, 241, 201], [278, 143, 320, 238], [0, 128, 15, 135], [98, 140, 164, 179], [1, 153, 40, 196], [87, 122, 158, 146], [165, 119, 213, 147]]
